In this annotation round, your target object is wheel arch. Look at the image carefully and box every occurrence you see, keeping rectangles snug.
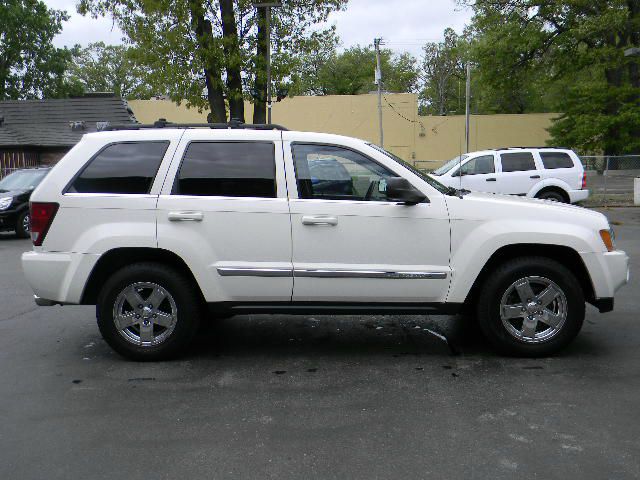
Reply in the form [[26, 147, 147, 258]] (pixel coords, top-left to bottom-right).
[[80, 247, 205, 305], [534, 186, 570, 203], [463, 244, 596, 309]]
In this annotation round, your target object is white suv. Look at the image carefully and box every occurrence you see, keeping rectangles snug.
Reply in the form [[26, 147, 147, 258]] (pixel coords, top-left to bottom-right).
[[22, 123, 628, 360], [431, 148, 589, 203]]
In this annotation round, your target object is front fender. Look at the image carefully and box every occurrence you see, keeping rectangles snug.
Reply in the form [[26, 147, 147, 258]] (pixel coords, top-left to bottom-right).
[[446, 218, 602, 303]]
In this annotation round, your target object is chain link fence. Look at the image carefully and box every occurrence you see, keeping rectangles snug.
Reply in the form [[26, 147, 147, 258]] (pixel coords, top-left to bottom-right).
[[581, 155, 640, 206]]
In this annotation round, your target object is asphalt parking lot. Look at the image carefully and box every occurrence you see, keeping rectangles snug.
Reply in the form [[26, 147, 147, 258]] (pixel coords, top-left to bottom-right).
[[1, 208, 638, 480]]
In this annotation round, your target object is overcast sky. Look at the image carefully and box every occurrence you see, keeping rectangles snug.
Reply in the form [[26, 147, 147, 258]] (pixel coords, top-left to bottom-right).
[[45, 0, 473, 58]]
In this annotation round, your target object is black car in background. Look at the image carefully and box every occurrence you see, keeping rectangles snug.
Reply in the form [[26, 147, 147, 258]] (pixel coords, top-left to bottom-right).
[[0, 168, 51, 238]]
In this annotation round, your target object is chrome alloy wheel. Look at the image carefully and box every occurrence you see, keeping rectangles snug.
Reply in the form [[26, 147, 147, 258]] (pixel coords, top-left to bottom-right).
[[113, 282, 178, 347], [22, 214, 30, 233], [500, 276, 568, 344]]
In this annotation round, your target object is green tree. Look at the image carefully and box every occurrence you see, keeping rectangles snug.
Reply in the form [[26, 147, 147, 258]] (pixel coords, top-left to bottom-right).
[[0, 0, 81, 99], [464, 0, 640, 154], [291, 45, 418, 96], [419, 28, 466, 115], [68, 42, 157, 98], [77, 0, 347, 123]]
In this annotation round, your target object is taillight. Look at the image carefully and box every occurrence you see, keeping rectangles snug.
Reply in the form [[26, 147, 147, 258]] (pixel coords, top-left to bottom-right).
[[581, 172, 587, 189], [30, 202, 59, 246]]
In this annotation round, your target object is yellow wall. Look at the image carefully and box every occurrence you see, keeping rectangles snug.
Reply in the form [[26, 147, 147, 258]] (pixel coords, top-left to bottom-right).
[[128, 95, 558, 168]]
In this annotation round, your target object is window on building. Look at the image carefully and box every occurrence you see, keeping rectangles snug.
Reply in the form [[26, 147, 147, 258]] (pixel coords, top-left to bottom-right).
[[175, 142, 276, 197]]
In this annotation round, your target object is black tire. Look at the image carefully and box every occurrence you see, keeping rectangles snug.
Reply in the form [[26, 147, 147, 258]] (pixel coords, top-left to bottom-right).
[[536, 190, 566, 203], [476, 257, 585, 357], [97, 262, 201, 361], [15, 210, 30, 238]]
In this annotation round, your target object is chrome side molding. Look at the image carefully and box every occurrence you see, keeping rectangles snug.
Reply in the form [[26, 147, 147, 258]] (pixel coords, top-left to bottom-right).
[[217, 267, 447, 280]]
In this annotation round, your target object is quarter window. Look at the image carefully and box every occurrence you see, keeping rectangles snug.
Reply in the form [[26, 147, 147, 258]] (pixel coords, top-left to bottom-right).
[[500, 152, 537, 172], [175, 142, 276, 198], [69, 141, 168, 194], [292, 144, 399, 201], [540, 152, 574, 169]]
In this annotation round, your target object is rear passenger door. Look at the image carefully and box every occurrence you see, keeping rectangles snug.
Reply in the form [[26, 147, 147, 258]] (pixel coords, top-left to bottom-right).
[[156, 130, 293, 304], [497, 151, 541, 195]]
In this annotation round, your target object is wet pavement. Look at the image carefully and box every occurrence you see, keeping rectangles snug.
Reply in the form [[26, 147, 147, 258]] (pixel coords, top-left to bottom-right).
[[1, 207, 638, 479]]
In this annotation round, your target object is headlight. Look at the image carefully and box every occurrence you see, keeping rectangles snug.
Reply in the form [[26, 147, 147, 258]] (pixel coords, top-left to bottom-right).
[[0, 197, 12, 211], [599, 228, 616, 252]]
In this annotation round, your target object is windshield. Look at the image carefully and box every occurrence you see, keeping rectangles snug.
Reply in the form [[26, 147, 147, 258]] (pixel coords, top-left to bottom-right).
[[367, 143, 452, 195], [0, 169, 48, 192], [433, 155, 468, 176]]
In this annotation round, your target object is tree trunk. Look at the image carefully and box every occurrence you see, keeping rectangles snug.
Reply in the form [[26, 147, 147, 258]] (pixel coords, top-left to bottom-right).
[[253, 6, 268, 124], [219, 0, 245, 122], [189, 2, 226, 122]]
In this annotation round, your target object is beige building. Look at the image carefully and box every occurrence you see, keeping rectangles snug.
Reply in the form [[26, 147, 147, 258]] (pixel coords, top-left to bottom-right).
[[128, 94, 558, 169]]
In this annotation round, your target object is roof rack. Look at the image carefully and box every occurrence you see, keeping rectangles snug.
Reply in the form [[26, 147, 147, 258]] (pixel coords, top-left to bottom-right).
[[103, 118, 289, 131]]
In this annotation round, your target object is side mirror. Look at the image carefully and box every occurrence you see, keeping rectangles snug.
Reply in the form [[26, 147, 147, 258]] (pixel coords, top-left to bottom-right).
[[386, 177, 428, 205]]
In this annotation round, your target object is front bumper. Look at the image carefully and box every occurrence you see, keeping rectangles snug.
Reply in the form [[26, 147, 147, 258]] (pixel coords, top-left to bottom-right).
[[0, 210, 18, 231], [581, 249, 629, 304], [22, 251, 100, 304]]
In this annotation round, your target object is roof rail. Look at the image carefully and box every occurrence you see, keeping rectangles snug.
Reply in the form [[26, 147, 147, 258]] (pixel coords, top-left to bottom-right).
[[103, 118, 289, 131], [493, 146, 568, 151]]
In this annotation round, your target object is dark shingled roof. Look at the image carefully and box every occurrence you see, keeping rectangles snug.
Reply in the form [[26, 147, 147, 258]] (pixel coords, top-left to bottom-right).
[[0, 96, 137, 148]]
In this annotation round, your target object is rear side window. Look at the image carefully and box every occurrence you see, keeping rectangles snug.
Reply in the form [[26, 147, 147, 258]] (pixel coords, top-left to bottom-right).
[[500, 152, 536, 172], [68, 141, 168, 194], [175, 142, 276, 197], [540, 152, 575, 169]]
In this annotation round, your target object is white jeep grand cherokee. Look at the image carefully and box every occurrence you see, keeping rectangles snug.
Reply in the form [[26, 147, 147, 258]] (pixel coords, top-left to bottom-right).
[[22, 122, 629, 361]]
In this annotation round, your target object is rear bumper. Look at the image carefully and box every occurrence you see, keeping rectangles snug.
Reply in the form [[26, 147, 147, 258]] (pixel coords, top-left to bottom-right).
[[22, 250, 100, 304], [569, 189, 589, 203]]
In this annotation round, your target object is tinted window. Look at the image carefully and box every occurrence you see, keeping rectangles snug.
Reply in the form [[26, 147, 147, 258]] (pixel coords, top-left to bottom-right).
[[176, 142, 276, 197], [293, 144, 398, 201], [457, 155, 495, 176], [540, 152, 574, 169], [69, 142, 168, 194], [500, 152, 536, 172]]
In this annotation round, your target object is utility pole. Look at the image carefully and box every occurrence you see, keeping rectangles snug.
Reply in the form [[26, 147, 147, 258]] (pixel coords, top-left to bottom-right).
[[465, 62, 471, 153], [374, 37, 384, 148], [254, 2, 282, 124]]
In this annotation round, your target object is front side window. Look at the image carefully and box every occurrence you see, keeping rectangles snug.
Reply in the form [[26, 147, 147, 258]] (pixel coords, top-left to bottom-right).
[[500, 152, 537, 172], [540, 152, 574, 169], [292, 144, 399, 201], [175, 142, 276, 198], [68, 141, 168, 194], [456, 155, 495, 176]]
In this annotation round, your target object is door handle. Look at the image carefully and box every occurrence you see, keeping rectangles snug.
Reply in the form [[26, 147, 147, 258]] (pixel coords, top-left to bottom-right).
[[486, 178, 497, 182], [301, 215, 338, 226], [168, 211, 204, 222], [530, 175, 541, 179]]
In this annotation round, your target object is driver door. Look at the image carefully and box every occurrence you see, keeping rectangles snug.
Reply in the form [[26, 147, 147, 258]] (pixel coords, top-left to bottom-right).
[[284, 138, 451, 304]]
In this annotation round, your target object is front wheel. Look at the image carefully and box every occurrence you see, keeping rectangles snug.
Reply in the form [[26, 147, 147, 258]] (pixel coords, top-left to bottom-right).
[[476, 257, 585, 357], [97, 263, 201, 361], [15, 210, 30, 238]]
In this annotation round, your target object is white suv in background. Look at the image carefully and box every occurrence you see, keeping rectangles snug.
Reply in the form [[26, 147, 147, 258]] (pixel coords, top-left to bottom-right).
[[22, 124, 627, 361], [431, 148, 589, 203]]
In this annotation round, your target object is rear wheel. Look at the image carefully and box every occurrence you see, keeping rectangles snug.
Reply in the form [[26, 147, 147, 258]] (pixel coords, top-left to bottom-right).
[[97, 262, 201, 361], [476, 257, 585, 357], [15, 210, 30, 238], [536, 190, 566, 203]]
